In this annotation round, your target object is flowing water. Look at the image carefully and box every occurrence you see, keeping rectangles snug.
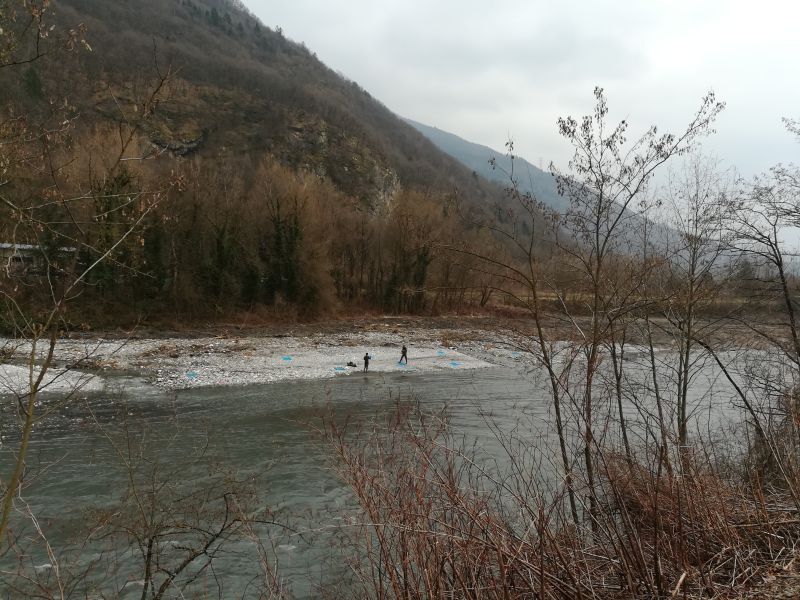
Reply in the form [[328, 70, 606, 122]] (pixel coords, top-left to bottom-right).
[[0, 356, 746, 598]]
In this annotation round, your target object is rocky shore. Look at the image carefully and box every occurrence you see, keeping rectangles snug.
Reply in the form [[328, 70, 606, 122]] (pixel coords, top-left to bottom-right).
[[0, 320, 535, 395]]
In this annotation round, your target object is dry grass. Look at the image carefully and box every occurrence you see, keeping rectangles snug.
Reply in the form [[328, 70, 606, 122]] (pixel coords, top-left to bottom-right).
[[325, 405, 800, 599]]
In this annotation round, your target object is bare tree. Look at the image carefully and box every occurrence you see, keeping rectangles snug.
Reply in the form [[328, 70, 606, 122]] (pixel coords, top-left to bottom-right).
[[658, 155, 734, 459], [551, 87, 724, 515], [0, 2, 174, 547], [712, 121, 800, 501]]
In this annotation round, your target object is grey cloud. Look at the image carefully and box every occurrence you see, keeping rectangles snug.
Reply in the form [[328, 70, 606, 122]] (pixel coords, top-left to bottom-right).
[[247, 0, 800, 177]]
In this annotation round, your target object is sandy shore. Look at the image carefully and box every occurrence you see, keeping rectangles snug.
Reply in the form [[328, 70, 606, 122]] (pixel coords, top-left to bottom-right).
[[0, 323, 529, 394]]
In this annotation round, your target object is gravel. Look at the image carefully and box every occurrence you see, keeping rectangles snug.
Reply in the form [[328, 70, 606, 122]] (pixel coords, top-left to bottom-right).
[[0, 325, 533, 392]]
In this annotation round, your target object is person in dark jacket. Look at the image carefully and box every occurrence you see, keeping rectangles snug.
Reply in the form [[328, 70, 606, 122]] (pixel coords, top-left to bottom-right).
[[363, 352, 371, 372], [400, 345, 408, 364]]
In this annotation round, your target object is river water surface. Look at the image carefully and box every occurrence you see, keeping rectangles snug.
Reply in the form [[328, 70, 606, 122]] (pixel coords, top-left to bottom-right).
[[0, 355, 744, 598], [3, 367, 557, 597]]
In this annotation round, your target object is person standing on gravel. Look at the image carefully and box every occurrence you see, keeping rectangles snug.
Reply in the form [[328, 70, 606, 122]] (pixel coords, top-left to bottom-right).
[[363, 352, 371, 372], [400, 345, 408, 364]]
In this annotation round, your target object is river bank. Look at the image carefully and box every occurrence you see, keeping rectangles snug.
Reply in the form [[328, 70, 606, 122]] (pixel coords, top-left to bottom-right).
[[1, 312, 773, 396], [0, 317, 536, 394]]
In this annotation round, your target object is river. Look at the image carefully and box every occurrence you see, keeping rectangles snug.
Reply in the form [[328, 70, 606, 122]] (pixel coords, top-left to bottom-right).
[[0, 353, 745, 598]]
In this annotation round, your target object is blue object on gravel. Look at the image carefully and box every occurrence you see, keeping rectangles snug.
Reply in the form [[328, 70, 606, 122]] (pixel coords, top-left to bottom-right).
[[449, 361, 460, 367], [281, 356, 293, 361], [186, 370, 198, 380], [334, 366, 345, 372]]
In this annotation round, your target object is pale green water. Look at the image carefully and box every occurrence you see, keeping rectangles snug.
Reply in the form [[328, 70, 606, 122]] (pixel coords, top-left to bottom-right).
[[2, 367, 554, 598], [0, 358, 743, 598]]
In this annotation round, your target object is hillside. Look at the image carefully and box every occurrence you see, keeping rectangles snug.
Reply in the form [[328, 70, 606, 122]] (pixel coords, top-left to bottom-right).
[[2, 0, 554, 322], [405, 118, 568, 212], [9, 0, 513, 211], [405, 118, 687, 257]]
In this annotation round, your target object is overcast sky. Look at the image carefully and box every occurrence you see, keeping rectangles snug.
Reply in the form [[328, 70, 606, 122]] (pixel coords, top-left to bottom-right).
[[247, 0, 799, 177]]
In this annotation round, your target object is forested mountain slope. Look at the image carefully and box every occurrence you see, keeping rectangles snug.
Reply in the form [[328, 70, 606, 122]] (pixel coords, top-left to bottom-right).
[[2, 0, 549, 323], [11, 0, 509, 209]]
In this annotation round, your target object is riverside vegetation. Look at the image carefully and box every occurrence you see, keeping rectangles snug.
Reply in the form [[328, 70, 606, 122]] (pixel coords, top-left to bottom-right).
[[3, 0, 800, 598]]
